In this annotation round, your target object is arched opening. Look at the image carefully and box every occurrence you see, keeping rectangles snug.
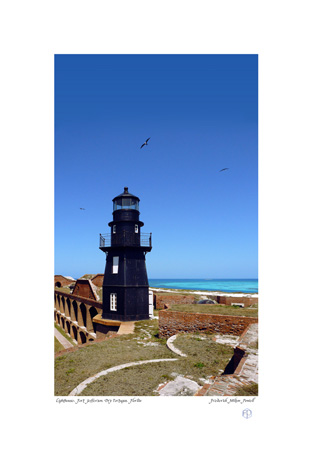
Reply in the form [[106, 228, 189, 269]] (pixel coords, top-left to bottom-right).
[[80, 303, 87, 328], [61, 296, 65, 314], [65, 321, 71, 335], [72, 326, 78, 342], [55, 281, 62, 288], [66, 298, 71, 318], [56, 314, 60, 325], [80, 332, 87, 344], [60, 316, 65, 330], [72, 301, 78, 322], [56, 294, 61, 311], [89, 307, 98, 333]]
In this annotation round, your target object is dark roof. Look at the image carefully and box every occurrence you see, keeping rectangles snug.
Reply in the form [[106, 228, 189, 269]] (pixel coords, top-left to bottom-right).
[[112, 187, 140, 202]]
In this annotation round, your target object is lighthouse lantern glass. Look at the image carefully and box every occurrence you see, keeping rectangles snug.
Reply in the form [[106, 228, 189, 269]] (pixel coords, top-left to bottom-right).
[[113, 197, 139, 211]]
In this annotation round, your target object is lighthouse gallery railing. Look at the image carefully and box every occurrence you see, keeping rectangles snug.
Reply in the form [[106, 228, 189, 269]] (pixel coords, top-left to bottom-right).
[[99, 232, 152, 248]]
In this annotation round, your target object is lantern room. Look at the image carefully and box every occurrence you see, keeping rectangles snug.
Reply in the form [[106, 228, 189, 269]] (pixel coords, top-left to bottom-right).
[[113, 187, 139, 211]]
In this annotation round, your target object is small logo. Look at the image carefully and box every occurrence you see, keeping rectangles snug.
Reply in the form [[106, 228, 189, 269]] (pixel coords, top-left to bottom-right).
[[242, 408, 252, 419]]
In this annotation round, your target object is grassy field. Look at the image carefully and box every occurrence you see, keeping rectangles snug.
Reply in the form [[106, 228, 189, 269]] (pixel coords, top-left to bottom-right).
[[55, 318, 234, 396], [56, 286, 72, 294], [55, 338, 64, 353], [166, 301, 258, 317], [54, 288, 257, 396]]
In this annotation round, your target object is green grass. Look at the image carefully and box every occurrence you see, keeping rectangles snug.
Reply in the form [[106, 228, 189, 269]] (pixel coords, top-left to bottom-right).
[[54, 288, 257, 396], [55, 328, 176, 396], [152, 288, 257, 296], [54, 323, 75, 345], [80, 334, 233, 396], [173, 334, 233, 377], [167, 301, 258, 317], [55, 318, 234, 396], [234, 382, 258, 396], [80, 361, 178, 396], [55, 337, 65, 353], [56, 286, 72, 293], [153, 290, 258, 317]]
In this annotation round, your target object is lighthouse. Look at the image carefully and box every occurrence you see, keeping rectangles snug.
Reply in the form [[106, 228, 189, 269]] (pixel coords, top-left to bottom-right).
[[99, 187, 152, 321]]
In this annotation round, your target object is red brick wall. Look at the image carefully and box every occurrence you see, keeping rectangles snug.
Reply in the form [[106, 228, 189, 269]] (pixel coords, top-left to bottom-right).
[[54, 275, 75, 287], [215, 295, 258, 307], [158, 310, 258, 338], [72, 280, 97, 300], [153, 292, 258, 309], [154, 293, 194, 310], [91, 274, 104, 287]]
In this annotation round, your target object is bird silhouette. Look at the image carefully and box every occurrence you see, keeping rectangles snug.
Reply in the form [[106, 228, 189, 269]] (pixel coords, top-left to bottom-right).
[[80, 208, 86, 210], [219, 168, 229, 172], [140, 137, 151, 149]]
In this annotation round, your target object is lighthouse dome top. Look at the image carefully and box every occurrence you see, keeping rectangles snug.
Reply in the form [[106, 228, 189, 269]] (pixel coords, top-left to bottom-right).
[[112, 187, 140, 211]]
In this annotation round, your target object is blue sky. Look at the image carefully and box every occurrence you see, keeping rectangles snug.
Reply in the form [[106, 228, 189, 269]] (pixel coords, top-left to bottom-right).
[[55, 54, 258, 279]]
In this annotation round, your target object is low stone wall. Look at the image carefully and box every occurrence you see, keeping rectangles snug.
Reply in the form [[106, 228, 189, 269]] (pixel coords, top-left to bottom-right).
[[153, 292, 258, 309], [214, 295, 258, 307], [154, 293, 194, 310], [158, 310, 258, 339]]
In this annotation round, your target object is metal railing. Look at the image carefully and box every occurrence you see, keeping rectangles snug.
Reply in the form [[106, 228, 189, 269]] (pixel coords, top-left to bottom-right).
[[99, 232, 152, 248]]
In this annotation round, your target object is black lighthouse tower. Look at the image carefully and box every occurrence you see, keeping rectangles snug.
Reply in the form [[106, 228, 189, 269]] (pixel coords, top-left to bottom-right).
[[99, 187, 152, 321]]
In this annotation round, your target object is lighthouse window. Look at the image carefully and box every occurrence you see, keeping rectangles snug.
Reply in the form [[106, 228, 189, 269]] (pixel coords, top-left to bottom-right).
[[113, 198, 139, 211], [113, 225, 116, 234], [112, 256, 119, 274], [135, 224, 138, 233], [110, 293, 117, 311]]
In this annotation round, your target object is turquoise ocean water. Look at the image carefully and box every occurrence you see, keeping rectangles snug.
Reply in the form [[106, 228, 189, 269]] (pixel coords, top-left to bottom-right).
[[148, 279, 258, 294]]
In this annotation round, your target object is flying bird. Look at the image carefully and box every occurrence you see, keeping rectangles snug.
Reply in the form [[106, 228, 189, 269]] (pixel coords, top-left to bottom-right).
[[80, 208, 86, 210], [219, 168, 229, 172], [140, 137, 151, 149]]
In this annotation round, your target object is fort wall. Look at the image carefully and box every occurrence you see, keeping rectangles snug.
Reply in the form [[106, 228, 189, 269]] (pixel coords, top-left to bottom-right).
[[54, 275, 75, 287], [54, 290, 104, 345], [159, 310, 258, 338], [154, 292, 257, 309]]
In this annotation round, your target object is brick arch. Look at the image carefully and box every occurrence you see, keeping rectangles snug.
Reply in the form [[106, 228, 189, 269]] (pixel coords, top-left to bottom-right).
[[80, 303, 87, 328], [60, 296, 65, 314], [66, 298, 71, 317], [55, 281, 62, 288], [65, 321, 71, 335], [79, 332, 87, 344], [89, 306, 98, 333], [71, 325, 78, 342], [72, 300, 78, 322], [56, 295, 61, 311]]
